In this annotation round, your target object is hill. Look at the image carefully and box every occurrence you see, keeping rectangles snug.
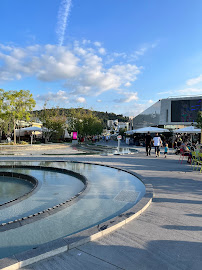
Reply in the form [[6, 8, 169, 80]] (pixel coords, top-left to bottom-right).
[[32, 108, 129, 127]]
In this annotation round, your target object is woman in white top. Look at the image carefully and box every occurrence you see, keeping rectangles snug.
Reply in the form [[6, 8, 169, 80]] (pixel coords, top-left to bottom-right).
[[153, 133, 162, 157]]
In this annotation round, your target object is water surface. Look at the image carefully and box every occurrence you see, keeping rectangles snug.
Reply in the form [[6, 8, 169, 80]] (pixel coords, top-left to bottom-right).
[[0, 161, 145, 259], [0, 176, 33, 205]]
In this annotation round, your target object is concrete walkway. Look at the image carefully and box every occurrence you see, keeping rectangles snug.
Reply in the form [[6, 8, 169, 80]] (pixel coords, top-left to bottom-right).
[[1, 145, 202, 270]]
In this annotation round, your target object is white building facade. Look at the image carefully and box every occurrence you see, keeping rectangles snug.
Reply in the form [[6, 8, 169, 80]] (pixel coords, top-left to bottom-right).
[[132, 96, 202, 129]]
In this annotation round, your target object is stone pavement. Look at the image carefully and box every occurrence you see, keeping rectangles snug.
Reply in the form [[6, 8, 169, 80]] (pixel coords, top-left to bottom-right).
[[0, 143, 85, 156], [1, 144, 202, 270]]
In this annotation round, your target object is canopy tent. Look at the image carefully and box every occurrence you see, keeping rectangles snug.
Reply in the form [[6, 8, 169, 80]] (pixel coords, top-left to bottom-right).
[[15, 126, 42, 135], [125, 129, 137, 135], [134, 126, 170, 134], [173, 126, 201, 134], [19, 126, 42, 132]]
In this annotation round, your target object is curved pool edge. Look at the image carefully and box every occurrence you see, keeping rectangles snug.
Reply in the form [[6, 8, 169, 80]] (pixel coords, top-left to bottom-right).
[[0, 165, 88, 232], [0, 164, 153, 270], [0, 172, 38, 209]]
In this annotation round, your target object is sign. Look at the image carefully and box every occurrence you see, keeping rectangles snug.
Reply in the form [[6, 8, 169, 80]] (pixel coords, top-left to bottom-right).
[[117, 135, 122, 139], [72, 132, 78, 140]]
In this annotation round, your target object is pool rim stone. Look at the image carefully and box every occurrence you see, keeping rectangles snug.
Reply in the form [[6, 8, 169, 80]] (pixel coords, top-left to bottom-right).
[[0, 161, 153, 270], [0, 172, 38, 208], [0, 165, 88, 232]]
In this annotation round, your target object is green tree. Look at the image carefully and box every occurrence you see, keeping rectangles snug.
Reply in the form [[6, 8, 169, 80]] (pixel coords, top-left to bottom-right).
[[119, 128, 127, 137], [68, 108, 103, 137], [0, 89, 36, 144], [67, 108, 84, 136], [39, 106, 67, 142]]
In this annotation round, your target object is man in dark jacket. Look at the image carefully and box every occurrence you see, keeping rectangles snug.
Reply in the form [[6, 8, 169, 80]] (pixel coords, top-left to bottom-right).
[[145, 132, 152, 156]]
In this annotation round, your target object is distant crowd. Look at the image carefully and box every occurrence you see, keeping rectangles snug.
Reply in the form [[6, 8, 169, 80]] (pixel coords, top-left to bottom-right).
[[144, 131, 202, 160]]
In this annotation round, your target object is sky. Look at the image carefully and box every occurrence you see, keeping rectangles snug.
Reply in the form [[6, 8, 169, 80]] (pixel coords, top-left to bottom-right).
[[0, 0, 202, 117]]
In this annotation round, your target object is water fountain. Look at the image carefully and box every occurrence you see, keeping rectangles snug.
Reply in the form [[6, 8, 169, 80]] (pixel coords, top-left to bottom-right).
[[0, 161, 151, 269]]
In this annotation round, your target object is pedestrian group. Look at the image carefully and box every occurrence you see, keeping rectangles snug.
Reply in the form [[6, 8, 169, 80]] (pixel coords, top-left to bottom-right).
[[145, 132, 168, 158]]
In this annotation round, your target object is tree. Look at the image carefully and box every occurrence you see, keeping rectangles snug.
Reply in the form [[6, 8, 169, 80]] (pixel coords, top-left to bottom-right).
[[39, 106, 67, 142], [67, 108, 103, 137], [119, 128, 127, 137], [82, 110, 103, 136], [67, 108, 84, 136], [196, 111, 202, 143], [0, 89, 36, 144]]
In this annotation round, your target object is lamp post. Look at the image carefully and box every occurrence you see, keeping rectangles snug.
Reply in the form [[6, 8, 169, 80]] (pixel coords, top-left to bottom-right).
[[117, 135, 122, 154]]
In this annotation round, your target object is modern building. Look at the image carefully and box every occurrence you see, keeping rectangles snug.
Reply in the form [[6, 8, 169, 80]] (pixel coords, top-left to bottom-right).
[[132, 96, 202, 129]]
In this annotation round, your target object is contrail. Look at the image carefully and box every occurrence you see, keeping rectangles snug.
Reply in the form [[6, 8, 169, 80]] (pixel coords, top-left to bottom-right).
[[56, 0, 72, 46]]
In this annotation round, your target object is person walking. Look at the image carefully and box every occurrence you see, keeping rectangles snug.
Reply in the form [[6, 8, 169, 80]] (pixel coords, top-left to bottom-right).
[[153, 133, 162, 157], [145, 132, 152, 156], [164, 143, 168, 158]]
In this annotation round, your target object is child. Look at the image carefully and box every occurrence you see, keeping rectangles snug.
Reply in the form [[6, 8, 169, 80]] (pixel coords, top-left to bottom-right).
[[164, 143, 168, 158]]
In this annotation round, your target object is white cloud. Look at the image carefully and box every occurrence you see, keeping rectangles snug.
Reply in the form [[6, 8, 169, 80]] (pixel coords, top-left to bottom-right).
[[36, 90, 70, 103], [56, 0, 72, 46], [0, 42, 142, 98], [131, 42, 158, 60], [36, 91, 87, 107], [125, 82, 131, 87], [98, 48, 106, 55], [96, 99, 102, 103], [186, 75, 202, 86], [158, 75, 202, 97], [0, 71, 21, 81], [158, 87, 202, 96], [74, 46, 87, 56], [134, 47, 147, 57], [82, 39, 91, 45], [113, 52, 127, 59], [94, 41, 101, 47], [76, 97, 86, 103], [11, 48, 27, 59], [109, 64, 141, 82], [37, 48, 80, 81], [0, 47, 39, 80], [121, 100, 155, 117], [0, 44, 13, 51], [65, 48, 141, 96], [114, 91, 138, 103]]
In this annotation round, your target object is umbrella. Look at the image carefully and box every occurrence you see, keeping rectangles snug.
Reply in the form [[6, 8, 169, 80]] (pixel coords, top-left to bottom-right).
[[134, 126, 170, 134], [15, 126, 42, 136], [20, 126, 42, 132], [173, 126, 201, 134], [15, 126, 42, 145]]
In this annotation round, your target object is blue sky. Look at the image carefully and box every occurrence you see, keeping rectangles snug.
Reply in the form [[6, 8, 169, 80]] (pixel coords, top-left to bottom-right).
[[1, 0, 202, 116]]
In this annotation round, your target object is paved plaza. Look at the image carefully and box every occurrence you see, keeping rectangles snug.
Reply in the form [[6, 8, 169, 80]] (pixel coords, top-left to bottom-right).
[[0, 142, 202, 270]]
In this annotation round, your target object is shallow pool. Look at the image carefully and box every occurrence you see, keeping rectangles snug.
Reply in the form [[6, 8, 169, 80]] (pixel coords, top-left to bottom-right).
[[0, 176, 33, 205], [0, 161, 145, 259]]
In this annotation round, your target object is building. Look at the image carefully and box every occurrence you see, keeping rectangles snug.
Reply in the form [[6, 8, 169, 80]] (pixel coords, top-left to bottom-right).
[[107, 119, 130, 133], [107, 119, 118, 129], [118, 122, 130, 130], [132, 96, 202, 129]]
